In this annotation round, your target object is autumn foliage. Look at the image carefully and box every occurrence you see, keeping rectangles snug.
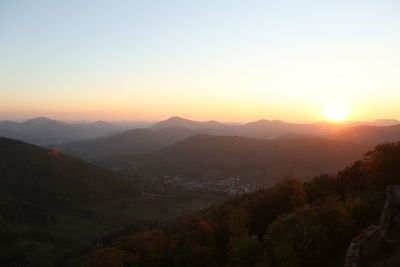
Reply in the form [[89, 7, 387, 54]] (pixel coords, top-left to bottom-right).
[[84, 142, 400, 267]]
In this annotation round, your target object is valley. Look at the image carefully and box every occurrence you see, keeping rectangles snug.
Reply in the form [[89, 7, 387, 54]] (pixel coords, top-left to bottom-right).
[[1, 116, 400, 266]]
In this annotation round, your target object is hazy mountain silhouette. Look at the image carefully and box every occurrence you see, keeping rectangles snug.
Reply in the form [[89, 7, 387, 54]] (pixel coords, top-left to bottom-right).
[[149, 116, 349, 139], [370, 119, 400, 126], [110, 135, 368, 186], [0, 126, 20, 140], [150, 117, 400, 137], [237, 120, 346, 138], [88, 120, 115, 129], [24, 116, 68, 126], [275, 122, 400, 147], [0, 117, 133, 145], [53, 127, 195, 160], [149, 116, 228, 131], [349, 119, 400, 127], [331, 124, 400, 145], [54, 117, 400, 163], [2, 116, 398, 147], [274, 133, 327, 140]]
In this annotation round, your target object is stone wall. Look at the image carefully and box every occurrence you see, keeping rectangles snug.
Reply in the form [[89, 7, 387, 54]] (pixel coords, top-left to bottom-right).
[[344, 185, 400, 267]]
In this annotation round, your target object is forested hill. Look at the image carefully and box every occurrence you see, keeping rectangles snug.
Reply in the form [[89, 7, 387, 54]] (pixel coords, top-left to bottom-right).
[[0, 137, 139, 266], [108, 135, 368, 186], [52, 127, 195, 160], [0, 138, 226, 266], [331, 124, 400, 145], [0, 137, 134, 206], [83, 142, 400, 267]]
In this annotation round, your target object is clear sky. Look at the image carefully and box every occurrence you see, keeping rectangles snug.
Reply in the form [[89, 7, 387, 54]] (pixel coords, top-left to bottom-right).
[[1, 0, 399, 122]]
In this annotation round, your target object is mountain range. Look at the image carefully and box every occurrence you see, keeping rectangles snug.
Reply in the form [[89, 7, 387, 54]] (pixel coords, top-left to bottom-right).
[[51, 127, 196, 160], [3, 116, 400, 187], [150, 116, 347, 138], [49, 116, 400, 165], [2, 115, 400, 266], [150, 116, 400, 138], [0, 117, 139, 145], [332, 124, 400, 145]]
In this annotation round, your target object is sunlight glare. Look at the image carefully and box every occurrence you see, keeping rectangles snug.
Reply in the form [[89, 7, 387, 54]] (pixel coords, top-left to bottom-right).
[[324, 106, 348, 122]]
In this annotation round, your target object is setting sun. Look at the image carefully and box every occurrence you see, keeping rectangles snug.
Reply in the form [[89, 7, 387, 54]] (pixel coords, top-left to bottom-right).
[[324, 106, 349, 122], [2, 1, 400, 266]]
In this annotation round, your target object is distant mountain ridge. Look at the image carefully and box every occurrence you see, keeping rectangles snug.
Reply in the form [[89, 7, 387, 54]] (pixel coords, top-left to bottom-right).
[[23, 116, 68, 126], [2, 116, 399, 147], [351, 119, 400, 127], [52, 127, 196, 160], [0, 117, 137, 145], [149, 116, 227, 131], [149, 117, 342, 139], [52, 116, 400, 162], [332, 124, 400, 145], [148, 116, 400, 139]]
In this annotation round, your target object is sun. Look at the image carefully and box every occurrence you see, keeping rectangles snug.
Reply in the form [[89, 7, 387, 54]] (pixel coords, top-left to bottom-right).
[[324, 106, 348, 122]]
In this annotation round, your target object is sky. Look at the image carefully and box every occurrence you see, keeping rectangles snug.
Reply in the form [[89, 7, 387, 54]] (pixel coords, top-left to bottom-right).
[[1, 0, 400, 122]]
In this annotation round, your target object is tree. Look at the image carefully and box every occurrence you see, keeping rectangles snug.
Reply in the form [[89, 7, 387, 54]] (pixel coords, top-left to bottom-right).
[[304, 174, 335, 202], [83, 247, 124, 267], [265, 197, 355, 267], [171, 216, 218, 267], [245, 179, 307, 238], [118, 229, 169, 267], [228, 234, 263, 267]]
